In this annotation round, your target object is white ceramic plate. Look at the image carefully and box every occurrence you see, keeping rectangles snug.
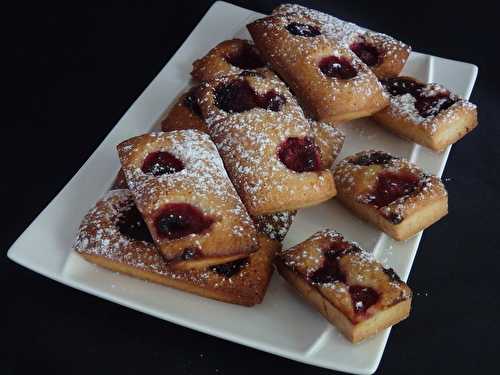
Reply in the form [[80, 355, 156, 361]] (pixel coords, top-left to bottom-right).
[[7, 2, 477, 374]]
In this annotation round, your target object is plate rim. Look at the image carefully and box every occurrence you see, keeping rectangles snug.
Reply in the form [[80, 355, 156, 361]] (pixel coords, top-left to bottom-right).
[[6, 2, 478, 374]]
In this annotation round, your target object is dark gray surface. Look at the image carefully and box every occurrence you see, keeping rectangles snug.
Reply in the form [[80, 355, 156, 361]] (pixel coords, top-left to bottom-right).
[[5, 1, 499, 374]]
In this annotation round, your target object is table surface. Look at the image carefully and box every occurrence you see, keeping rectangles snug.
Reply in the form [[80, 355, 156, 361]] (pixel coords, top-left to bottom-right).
[[5, 1, 499, 374]]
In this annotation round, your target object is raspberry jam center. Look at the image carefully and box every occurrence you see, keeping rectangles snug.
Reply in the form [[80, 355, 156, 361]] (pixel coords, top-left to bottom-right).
[[117, 205, 153, 243], [353, 151, 395, 166], [319, 56, 357, 79], [382, 77, 457, 117], [415, 93, 456, 118], [225, 45, 265, 70], [154, 203, 214, 240], [210, 258, 249, 278], [286, 22, 321, 37], [349, 285, 380, 313], [350, 42, 380, 67], [309, 240, 351, 284], [278, 137, 321, 173], [382, 77, 424, 96], [308, 240, 380, 315], [368, 171, 421, 207], [142, 151, 184, 176], [215, 80, 286, 113]]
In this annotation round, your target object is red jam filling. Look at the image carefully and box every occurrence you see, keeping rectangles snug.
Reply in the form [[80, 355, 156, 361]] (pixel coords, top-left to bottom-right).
[[308, 240, 380, 315], [215, 80, 286, 113], [382, 77, 457, 117], [308, 240, 352, 284], [349, 285, 380, 314], [350, 42, 381, 67], [381, 77, 424, 96], [368, 170, 421, 208], [117, 205, 153, 243], [414, 93, 457, 117], [286, 22, 321, 37], [278, 137, 321, 173], [142, 151, 184, 176], [309, 256, 346, 284], [319, 55, 357, 79], [225, 45, 265, 70], [210, 258, 249, 278], [260, 90, 287, 111], [352, 151, 395, 166], [154, 203, 214, 240]]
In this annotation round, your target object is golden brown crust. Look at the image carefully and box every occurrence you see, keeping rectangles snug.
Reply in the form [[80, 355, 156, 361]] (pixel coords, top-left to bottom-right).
[[161, 86, 344, 170], [111, 168, 128, 190], [361, 32, 410, 79], [276, 229, 412, 342], [333, 150, 448, 240], [311, 121, 345, 169], [74, 190, 278, 306], [373, 77, 478, 152], [196, 70, 336, 215], [160, 87, 208, 134], [247, 14, 389, 123], [117, 130, 258, 268], [252, 210, 297, 242], [272, 4, 411, 79], [191, 39, 266, 82]]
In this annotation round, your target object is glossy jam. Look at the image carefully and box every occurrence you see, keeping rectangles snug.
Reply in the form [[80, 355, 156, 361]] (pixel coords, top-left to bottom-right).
[[154, 203, 213, 240], [415, 93, 456, 117], [183, 90, 202, 117], [210, 258, 249, 278], [286, 22, 321, 37], [278, 137, 321, 173], [141, 151, 184, 176], [308, 240, 380, 314], [225, 45, 265, 70], [382, 77, 457, 117], [368, 170, 420, 207], [381, 77, 424, 96], [319, 55, 357, 79], [353, 151, 395, 166], [309, 240, 352, 284], [215, 80, 286, 113], [350, 42, 380, 67], [349, 285, 380, 313], [117, 205, 153, 243]]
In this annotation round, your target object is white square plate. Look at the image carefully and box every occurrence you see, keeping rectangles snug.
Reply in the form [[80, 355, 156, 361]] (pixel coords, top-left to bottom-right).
[[7, 2, 477, 374]]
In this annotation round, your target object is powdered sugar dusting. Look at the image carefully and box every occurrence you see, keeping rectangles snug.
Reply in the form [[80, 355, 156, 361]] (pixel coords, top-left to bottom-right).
[[117, 130, 257, 257], [311, 121, 345, 168], [74, 190, 272, 296], [197, 71, 334, 215], [74, 189, 167, 273], [248, 12, 388, 121], [254, 210, 296, 241], [334, 150, 447, 223], [280, 229, 411, 321], [273, 4, 411, 63], [383, 81, 477, 135]]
